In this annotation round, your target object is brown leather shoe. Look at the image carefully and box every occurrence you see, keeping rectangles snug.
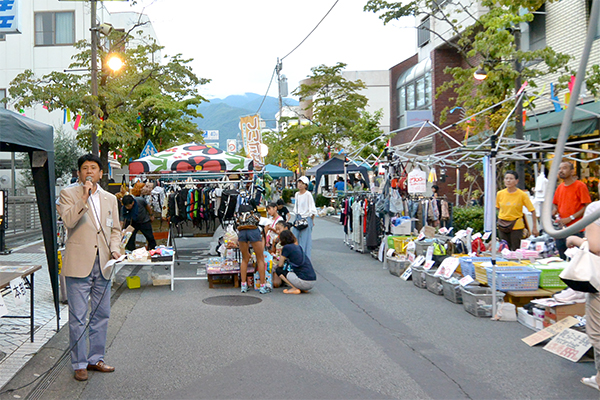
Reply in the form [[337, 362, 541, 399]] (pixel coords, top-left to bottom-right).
[[74, 369, 88, 381], [87, 360, 115, 373]]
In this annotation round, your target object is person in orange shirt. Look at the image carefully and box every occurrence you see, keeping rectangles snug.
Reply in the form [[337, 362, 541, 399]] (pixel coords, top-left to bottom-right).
[[496, 170, 539, 251], [552, 161, 591, 259]]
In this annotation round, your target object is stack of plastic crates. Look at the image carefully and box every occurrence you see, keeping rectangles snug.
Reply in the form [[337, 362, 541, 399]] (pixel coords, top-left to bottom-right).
[[533, 261, 569, 290], [484, 265, 541, 291], [473, 260, 525, 285], [391, 236, 415, 255], [425, 269, 443, 295], [461, 286, 505, 317], [441, 277, 477, 304], [459, 257, 506, 279], [412, 265, 427, 289]]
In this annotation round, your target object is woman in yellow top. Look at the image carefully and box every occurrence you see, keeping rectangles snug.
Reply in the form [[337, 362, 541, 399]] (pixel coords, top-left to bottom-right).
[[496, 170, 539, 250]]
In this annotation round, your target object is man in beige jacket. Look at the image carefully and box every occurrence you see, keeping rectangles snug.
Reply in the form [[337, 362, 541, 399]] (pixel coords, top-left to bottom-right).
[[58, 154, 122, 381]]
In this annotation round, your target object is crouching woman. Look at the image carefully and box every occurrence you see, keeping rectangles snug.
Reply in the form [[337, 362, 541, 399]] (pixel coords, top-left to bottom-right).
[[273, 230, 316, 294]]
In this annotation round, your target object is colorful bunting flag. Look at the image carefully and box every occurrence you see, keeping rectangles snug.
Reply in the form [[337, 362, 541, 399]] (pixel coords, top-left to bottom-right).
[[74, 114, 82, 130]]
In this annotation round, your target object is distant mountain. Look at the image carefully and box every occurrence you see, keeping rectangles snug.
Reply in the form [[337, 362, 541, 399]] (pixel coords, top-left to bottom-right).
[[192, 93, 299, 150]]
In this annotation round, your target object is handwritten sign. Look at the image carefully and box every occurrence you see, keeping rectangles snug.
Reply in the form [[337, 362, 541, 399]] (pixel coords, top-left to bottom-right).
[[459, 275, 474, 286], [408, 252, 415, 263], [522, 316, 579, 347], [483, 232, 491, 241], [401, 267, 412, 281], [412, 255, 425, 268], [543, 328, 592, 362], [426, 245, 434, 262], [434, 257, 460, 278], [521, 240, 530, 250], [10, 278, 26, 306], [423, 260, 435, 271], [407, 169, 426, 193]]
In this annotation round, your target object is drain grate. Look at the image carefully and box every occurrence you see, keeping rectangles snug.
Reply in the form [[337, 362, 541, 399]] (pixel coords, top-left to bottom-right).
[[202, 295, 262, 306]]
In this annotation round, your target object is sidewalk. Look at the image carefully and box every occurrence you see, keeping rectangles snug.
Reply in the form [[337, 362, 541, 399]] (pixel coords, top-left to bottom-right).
[[0, 240, 68, 389]]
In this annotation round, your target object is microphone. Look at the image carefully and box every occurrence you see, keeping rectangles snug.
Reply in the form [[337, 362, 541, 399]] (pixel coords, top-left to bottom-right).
[[86, 176, 93, 196]]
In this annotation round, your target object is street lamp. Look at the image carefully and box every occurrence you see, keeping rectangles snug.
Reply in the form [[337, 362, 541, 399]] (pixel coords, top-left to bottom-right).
[[473, 67, 488, 80], [106, 54, 124, 72]]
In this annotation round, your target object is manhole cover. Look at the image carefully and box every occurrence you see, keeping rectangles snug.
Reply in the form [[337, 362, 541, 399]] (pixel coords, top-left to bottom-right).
[[203, 295, 262, 306]]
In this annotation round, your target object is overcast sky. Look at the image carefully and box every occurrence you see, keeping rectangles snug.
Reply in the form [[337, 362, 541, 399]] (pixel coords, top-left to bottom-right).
[[104, 0, 417, 100]]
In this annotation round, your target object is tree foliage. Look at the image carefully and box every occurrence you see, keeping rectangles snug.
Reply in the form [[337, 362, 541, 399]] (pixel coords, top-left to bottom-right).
[[7, 23, 209, 181], [364, 0, 597, 137], [292, 63, 369, 161]]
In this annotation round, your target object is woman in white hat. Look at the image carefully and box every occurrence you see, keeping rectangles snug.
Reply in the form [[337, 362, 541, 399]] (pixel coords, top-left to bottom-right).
[[292, 176, 318, 258]]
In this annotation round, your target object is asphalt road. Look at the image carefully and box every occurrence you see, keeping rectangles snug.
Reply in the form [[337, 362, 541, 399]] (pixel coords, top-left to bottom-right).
[[2, 217, 599, 399]]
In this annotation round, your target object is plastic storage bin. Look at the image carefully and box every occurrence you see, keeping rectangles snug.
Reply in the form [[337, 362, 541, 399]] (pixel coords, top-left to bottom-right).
[[392, 236, 414, 254], [535, 263, 568, 289], [473, 261, 523, 285], [387, 257, 410, 277], [412, 266, 427, 289], [459, 257, 506, 279], [484, 266, 541, 291], [461, 286, 505, 317], [415, 240, 433, 256], [425, 269, 444, 295]]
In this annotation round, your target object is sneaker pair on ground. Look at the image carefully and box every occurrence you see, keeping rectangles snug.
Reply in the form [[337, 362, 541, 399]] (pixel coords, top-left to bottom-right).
[[240, 283, 271, 294], [553, 288, 586, 303]]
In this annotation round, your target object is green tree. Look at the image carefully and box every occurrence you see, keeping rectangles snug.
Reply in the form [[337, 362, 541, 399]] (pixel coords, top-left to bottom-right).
[[349, 109, 384, 159], [293, 63, 369, 161], [364, 0, 581, 135], [8, 26, 209, 182]]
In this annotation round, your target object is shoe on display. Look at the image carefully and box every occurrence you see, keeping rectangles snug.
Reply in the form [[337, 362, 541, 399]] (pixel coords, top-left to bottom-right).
[[241, 283, 248, 293]]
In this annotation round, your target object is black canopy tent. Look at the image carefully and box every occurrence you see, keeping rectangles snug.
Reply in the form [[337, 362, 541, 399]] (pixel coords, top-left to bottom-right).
[[305, 155, 370, 191], [0, 109, 59, 327]]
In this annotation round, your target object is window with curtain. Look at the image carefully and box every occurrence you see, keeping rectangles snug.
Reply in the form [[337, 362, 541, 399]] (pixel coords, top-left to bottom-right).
[[0, 89, 6, 109], [35, 11, 74, 46]]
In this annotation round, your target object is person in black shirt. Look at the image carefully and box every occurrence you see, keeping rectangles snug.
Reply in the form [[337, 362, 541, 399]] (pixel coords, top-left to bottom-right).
[[121, 195, 157, 251], [277, 198, 290, 222]]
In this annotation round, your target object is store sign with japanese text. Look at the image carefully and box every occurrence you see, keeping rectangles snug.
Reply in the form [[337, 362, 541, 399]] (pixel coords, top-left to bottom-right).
[[0, 0, 21, 34], [240, 115, 264, 171]]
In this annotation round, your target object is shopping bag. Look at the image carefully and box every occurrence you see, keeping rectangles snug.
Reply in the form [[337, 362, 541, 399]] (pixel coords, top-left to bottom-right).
[[559, 242, 600, 293]]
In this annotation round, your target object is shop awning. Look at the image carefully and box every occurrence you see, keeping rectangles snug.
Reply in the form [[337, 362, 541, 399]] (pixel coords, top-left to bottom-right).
[[524, 101, 600, 141], [264, 164, 293, 178]]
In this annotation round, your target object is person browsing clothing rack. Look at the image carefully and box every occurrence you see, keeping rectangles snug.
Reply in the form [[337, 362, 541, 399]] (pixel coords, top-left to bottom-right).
[[292, 176, 318, 259]]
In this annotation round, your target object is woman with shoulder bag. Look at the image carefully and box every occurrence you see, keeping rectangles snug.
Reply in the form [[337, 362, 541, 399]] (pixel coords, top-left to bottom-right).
[[567, 201, 600, 391], [292, 176, 318, 259], [496, 170, 539, 251]]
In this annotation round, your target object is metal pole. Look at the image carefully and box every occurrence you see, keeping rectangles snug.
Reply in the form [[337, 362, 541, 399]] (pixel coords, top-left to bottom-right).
[[90, 0, 99, 157], [455, 168, 460, 206], [514, 27, 525, 190], [490, 136, 498, 317], [276, 58, 283, 140]]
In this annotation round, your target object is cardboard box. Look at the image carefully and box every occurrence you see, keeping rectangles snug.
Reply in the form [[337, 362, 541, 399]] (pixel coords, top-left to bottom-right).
[[543, 302, 586, 327]]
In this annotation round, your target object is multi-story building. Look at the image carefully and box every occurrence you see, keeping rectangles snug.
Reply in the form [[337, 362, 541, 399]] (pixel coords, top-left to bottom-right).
[[0, 0, 158, 190], [389, 0, 600, 201]]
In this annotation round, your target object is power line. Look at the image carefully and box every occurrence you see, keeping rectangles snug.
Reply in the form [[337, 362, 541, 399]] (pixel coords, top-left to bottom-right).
[[281, 0, 340, 61], [255, 66, 277, 114], [255, 0, 339, 114]]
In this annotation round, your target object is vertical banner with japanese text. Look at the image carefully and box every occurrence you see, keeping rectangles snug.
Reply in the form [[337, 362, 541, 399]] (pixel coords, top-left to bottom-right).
[[240, 115, 264, 172]]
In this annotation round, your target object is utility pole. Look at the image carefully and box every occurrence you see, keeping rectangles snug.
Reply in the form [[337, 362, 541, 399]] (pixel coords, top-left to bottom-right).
[[276, 58, 283, 140], [90, 0, 99, 157], [514, 27, 525, 189]]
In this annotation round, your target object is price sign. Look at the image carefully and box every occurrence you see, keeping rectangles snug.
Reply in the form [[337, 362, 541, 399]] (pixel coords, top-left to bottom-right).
[[459, 275, 474, 286], [408, 252, 415, 263], [434, 257, 460, 278], [482, 232, 491, 241], [423, 260, 435, 271], [521, 239, 531, 250], [543, 328, 591, 362], [412, 255, 425, 267], [10, 278, 26, 306], [522, 316, 579, 347], [401, 267, 412, 281], [535, 242, 545, 252], [386, 248, 395, 258], [426, 245, 434, 262]]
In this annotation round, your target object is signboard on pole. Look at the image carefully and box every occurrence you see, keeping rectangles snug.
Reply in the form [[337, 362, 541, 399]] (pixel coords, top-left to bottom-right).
[[140, 139, 158, 158], [203, 130, 219, 141], [0, 0, 21, 34], [240, 115, 264, 171], [227, 139, 237, 153]]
